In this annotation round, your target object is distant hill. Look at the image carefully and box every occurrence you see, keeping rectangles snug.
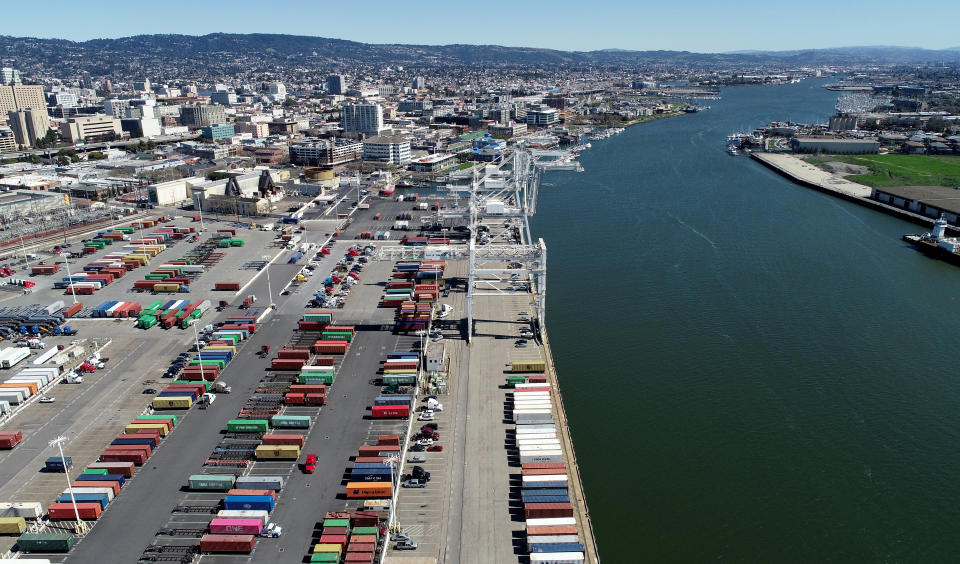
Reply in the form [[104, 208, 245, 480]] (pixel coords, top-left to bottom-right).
[[1, 34, 959, 76]]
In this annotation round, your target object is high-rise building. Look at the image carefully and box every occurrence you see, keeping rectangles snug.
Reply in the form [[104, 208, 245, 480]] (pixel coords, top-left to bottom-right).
[[326, 74, 347, 95], [362, 136, 411, 165], [7, 108, 50, 148], [1, 68, 20, 86], [80, 71, 93, 89], [60, 115, 122, 143], [0, 84, 46, 114], [412, 76, 426, 90], [133, 79, 152, 92], [342, 103, 383, 135], [180, 104, 227, 128]]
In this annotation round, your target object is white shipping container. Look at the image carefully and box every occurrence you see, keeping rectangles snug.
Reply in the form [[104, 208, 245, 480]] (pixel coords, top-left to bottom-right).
[[523, 474, 568, 486], [515, 383, 551, 390], [0, 387, 30, 399], [529, 552, 585, 564], [217, 510, 269, 524], [0, 392, 24, 405], [516, 424, 557, 433], [0, 401, 10, 413], [9, 374, 48, 384], [527, 535, 582, 544], [518, 444, 562, 452], [30, 349, 59, 365], [519, 451, 564, 464], [514, 401, 552, 409], [62, 487, 114, 502], [11, 502, 43, 519], [517, 437, 560, 445], [526, 517, 577, 528]]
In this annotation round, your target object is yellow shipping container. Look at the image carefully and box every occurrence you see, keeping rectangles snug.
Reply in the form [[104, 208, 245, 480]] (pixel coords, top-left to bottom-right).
[[204, 346, 237, 355], [126, 253, 151, 264], [255, 445, 301, 460], [152, 396, 192, 409], [0, 517, 25, 534], [313, 544, 342, 556], [511, 361, 546, 373], [125, 423, 169, 437], [382, 369, 418, 375], [154, 284, 181, 292]]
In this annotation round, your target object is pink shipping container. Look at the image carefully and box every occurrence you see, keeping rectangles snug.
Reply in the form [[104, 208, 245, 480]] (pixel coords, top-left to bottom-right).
[[209, 518, 263, 535]]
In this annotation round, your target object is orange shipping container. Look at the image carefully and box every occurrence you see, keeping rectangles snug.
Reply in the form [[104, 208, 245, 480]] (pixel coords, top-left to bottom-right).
[[345, 482, 392, 499]]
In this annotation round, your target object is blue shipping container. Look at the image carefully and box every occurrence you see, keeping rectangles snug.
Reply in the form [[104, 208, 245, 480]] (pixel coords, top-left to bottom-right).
[[111, 437, 157, 448], [529, 543, 586, 554], [75, 473, 125, 486], [521, 495, 571, 504], [223, 495, 275, 512], [57, 493, 108, 509]]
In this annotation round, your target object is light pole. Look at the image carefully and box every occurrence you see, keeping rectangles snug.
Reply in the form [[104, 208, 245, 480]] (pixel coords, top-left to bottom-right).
[[192, 320, 205, 384], [262, 255, 273, 307], [195, 193, 205, 232], [383, 454, 400, 532], [49, 436, 87, 534], [415, 330, 426, 388], [60, 252, 76, 304]]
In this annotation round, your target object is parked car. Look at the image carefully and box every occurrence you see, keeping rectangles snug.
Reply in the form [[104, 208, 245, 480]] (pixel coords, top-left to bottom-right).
[[407, 455, 427, 463], [409, 444, 425, 452], [395, 540, 418, 551], [426, 445, 443, 452], [416, 438, 434, 447], [390, 532, 411, 542], [303, 453, 317, 474], [401, 479, 426, 488], [142, 388, 157, 394], [38, 397, 55, 403]]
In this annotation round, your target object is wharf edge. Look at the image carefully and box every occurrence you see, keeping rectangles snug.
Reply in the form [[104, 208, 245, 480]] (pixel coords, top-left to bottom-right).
[[750, 152, 956, 233]]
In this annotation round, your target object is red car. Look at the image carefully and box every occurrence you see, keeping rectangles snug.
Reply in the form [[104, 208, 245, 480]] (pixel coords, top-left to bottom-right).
[[304, 453, 317, 474], [426, 445, 443, 452]]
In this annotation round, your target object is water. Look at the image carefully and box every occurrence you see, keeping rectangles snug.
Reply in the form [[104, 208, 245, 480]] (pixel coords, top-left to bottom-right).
[[532, 79, 960, 562]]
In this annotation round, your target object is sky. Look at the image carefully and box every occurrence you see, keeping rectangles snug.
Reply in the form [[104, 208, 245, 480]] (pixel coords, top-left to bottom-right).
[[9, 0, 960, 53]]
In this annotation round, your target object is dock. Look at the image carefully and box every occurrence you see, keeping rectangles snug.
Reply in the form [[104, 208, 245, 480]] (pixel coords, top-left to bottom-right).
[[751, 152, 953, 231]]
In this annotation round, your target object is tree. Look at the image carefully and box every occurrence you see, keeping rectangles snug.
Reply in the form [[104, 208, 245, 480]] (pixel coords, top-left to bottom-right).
[[88, 151, 107, 161]]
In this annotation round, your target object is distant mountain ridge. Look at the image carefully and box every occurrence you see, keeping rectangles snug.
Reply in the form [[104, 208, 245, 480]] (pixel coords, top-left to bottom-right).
[[1, 34, 959, 75]]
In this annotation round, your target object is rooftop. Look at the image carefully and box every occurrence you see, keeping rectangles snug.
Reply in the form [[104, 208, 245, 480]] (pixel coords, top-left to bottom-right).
[[874, 185, 960, 215]]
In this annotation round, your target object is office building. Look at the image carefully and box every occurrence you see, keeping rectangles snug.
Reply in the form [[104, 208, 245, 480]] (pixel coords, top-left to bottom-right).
[[233, 122, 269, 137], [289, 139, 363, 166], [267, 82, 287, 101], [180, 104, 227, 128], [1, 68, 20, 86], [60, 115, 122, 143], [210, 91, 238, 105], [7, 108, 50, 148], [201, 123, 236, 141], [0, 84, 46, 114], [343, 103, 383, 135], [409, 152, 455, 172], [104, 98, 131, 117], [398, 99, 433, 113], [362, 136, 411, 166], [412, 76, 426, 89], [526, 106, 559, 126], [0, 128, 16, 152], [47, 91, 78, 107], [327, 74, 347, 95], [133, 79, 152, 92]]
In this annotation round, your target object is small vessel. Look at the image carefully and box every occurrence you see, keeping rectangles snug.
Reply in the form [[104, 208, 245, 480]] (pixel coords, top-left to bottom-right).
[[396, 180, 413, 189], [903, 215, 960, 266]]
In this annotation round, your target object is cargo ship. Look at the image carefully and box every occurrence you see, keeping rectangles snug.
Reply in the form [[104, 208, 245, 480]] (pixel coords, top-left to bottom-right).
[[903, 215, 960, 266]]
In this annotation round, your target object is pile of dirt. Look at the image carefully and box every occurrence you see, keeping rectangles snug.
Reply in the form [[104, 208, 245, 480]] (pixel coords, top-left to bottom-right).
[[817, 161, 870, 175]]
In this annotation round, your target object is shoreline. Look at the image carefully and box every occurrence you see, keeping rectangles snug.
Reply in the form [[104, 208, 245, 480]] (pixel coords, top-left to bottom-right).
[[750, 152, 954, 232]]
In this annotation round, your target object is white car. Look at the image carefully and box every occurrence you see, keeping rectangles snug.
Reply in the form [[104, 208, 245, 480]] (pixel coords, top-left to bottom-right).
[[38, 397, 55, 403], [417, 438, 434, 447], [418, 411, 435, 421]]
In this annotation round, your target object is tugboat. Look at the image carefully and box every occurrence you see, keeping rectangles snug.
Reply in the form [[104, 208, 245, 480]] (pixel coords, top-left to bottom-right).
[[903, 215, 960, 266]]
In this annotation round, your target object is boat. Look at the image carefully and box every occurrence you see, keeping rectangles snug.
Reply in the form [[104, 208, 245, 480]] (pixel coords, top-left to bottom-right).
[[395, 181, 413, 189], [903, 215, 960, 266]]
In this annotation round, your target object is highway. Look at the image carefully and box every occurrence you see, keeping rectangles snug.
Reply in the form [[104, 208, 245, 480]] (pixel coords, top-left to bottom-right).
[[0, 134, 197, 161]]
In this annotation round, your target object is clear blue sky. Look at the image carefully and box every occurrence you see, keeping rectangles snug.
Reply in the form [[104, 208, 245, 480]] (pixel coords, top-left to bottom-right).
[[11, 0, 960, 53]]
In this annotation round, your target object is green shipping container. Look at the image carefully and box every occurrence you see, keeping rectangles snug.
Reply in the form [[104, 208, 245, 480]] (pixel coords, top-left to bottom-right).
[[299, 373, 334, 385], [506, 376, 527, 386], [188, 474, 235, 491], [227, 419, 269, 433], [323, 518, 350, 528], [218, 334, 240, 345], [145, 274, 170, 280], [190, 359, 226, 370], [17, 532, 75, 552], [352, 526, 379, 536], [82, 468, 109, 475], [321, 332, 353, 342], [139, 414, 178, 425], [383, 374, 417, 385], [303, 313, 333, 323], [138, 316, 158, 328], [171, 380, 212, 391], [271, 415, 311, 429], [311, 554, 339, 563]]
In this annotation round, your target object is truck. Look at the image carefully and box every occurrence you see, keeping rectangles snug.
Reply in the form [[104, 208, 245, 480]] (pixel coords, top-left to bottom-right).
[[214, 382, 232, 393], [198, 393, 216, 409]]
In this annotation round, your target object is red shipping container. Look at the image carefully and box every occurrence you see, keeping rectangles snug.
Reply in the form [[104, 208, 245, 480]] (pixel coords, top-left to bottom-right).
[[371, 405, 409, 419], [261, 434, 305, 447], [358, 445, 400, 457], [324, 511, 351, 520], [132, 417, 174, 430], [523, 502, 574, 519], [377, 435, 400, 446], [345, 553, 374, 563], [314, 356, 335, 366], [48, 502, 102, 520], [350, 534, 378, 544], [272, 358, 305, 370], [312, 341, 348, 355], [99, 450, 148, 465], [522, 468, 566, 476], [227, 489, 277, 500], [87, 461, 135, 477], [317, 534, 347, 547], [284, 393, 305, 405], [104, 443, 152, 457], [290, 384, 327, 395], [214, 282, 242, 291], [350, 511, 379, 527], [526, 525, 579, 536], [71, 480, 119, 495], [347, 543, 375, 553], [522, 462, 567, 471], [199, 534, 255, 553], [63, 302, 83, 317], [298, 321, 326, 331], [304, 393, 326, 406], [354, 457, 385, 463], [278, 349, 310, 360], [132, 428, 163, 441]]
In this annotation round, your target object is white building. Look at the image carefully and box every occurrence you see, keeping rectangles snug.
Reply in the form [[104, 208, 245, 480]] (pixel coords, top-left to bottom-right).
[[343, 103, 384, 135], [363, 136, 411, 166], [526, 107, 559, 126]]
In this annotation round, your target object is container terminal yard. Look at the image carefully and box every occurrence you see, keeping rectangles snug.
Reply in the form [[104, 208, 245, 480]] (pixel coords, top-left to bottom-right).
[[0, 150, 598, 563]]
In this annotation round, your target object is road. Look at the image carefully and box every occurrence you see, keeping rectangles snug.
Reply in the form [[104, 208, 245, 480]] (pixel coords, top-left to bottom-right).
[[0, 134, 197, 160]]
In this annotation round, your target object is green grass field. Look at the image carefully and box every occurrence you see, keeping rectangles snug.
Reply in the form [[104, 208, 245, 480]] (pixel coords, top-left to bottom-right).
[[805, 154, 960, 188]]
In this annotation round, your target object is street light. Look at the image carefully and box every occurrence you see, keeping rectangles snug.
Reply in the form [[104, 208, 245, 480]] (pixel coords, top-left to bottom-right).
[[262, 255, 273, 307], [60, 252, 76, 304], [195, 193, 205, 232], [49, 436, 87, 534], [383, 454, 400, 532], [192, 320, 205, 383]]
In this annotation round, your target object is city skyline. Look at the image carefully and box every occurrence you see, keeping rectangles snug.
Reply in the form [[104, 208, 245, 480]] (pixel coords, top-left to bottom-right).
[[8, 0, 960, 53]]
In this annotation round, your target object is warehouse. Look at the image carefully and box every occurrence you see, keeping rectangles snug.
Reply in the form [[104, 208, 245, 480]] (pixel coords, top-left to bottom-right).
[[790, 136, 880, 154], [147, 177, 206, 207]]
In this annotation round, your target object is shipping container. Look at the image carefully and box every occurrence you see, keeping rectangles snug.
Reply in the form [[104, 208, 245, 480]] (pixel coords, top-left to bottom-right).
[[227, 419, 269, 433], [188, 474, 235, 491], [16, 532, 75, 552], [0, 517, 25, 535], [216, 510, 269, 524], [234, 476, 283, 491], [255, 445, 301, 460], [528, 552, 585, 563], [222, 496, 274, 512], [199, 534, 255, 553], [47, 502, 102, 520], [261, 433, 305, 447], [345, 482, 392, 498], [209, 518, 263, 535]]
